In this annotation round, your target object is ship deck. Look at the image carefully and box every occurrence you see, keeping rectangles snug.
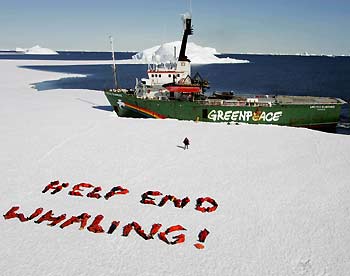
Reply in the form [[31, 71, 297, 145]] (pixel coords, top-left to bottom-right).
[[196, 95, 345, 107], [276, 95, 344, 105]]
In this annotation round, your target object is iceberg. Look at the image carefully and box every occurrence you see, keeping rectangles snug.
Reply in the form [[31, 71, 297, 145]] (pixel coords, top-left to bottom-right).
[[15, 47, 26, 53], [132, 41, 249, 64], [22, 45, 59, 55]]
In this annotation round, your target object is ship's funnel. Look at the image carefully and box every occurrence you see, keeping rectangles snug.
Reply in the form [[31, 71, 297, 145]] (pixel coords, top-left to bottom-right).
[[178, 12, 193, 62], [181, 12, 192, 29]]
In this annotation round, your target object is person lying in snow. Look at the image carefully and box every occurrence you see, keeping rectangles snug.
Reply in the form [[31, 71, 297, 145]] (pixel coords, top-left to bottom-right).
[[195, 197, 218, 213]]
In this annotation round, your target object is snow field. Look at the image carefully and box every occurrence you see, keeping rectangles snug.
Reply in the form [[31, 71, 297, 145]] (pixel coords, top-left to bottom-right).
[[0, 59, 349, 276]]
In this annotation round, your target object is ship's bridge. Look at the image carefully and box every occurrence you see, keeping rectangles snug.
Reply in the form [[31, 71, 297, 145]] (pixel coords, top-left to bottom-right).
[[146, 61, 191, 86], [147, 69, 186, 85]]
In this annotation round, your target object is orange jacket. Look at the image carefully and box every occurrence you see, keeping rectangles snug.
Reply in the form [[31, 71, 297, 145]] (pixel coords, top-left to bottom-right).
[[87, 215, 105, 233]]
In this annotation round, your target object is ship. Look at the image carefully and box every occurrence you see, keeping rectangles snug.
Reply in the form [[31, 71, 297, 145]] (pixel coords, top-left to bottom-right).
[[104, 13, 346, 131]]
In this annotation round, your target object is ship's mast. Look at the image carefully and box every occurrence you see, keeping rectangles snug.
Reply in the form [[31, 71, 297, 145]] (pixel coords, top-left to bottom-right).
[[109, 36, 118, 89]]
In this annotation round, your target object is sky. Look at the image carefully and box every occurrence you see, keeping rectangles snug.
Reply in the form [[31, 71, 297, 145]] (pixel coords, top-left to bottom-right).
[[0, 0, 349, 55]]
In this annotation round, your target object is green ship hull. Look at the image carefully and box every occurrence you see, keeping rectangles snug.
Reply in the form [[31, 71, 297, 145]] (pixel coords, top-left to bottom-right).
[[104, 90, 345, 131]]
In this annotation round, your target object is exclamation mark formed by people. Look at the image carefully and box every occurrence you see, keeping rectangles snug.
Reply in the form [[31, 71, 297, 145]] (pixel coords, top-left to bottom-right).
[[194, 228, 210, 249]]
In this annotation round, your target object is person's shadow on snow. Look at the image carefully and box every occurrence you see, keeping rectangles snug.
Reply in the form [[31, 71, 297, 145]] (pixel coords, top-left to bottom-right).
[[176, 145, 186, 150]]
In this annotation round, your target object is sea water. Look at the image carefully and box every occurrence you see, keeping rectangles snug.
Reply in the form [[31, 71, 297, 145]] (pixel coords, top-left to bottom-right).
[[1, 51, 349, 134]]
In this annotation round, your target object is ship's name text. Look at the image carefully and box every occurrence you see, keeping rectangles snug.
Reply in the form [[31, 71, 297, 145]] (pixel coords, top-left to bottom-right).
[[208, 110, 283, 122]]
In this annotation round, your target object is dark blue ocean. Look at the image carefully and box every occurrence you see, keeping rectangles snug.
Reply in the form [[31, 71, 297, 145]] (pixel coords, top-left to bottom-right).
[[1, 51, 349, 134]]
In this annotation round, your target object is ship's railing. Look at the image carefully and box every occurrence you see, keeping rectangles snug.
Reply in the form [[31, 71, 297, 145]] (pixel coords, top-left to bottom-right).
[[106, 88, 134, 94], [194, 100, 223, 106], [222, 101, 247, 106], [194, 100, 274, 107]]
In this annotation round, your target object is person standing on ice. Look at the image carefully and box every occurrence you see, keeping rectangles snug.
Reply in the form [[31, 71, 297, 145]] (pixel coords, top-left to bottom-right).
[[183, 137, 190, 150]]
